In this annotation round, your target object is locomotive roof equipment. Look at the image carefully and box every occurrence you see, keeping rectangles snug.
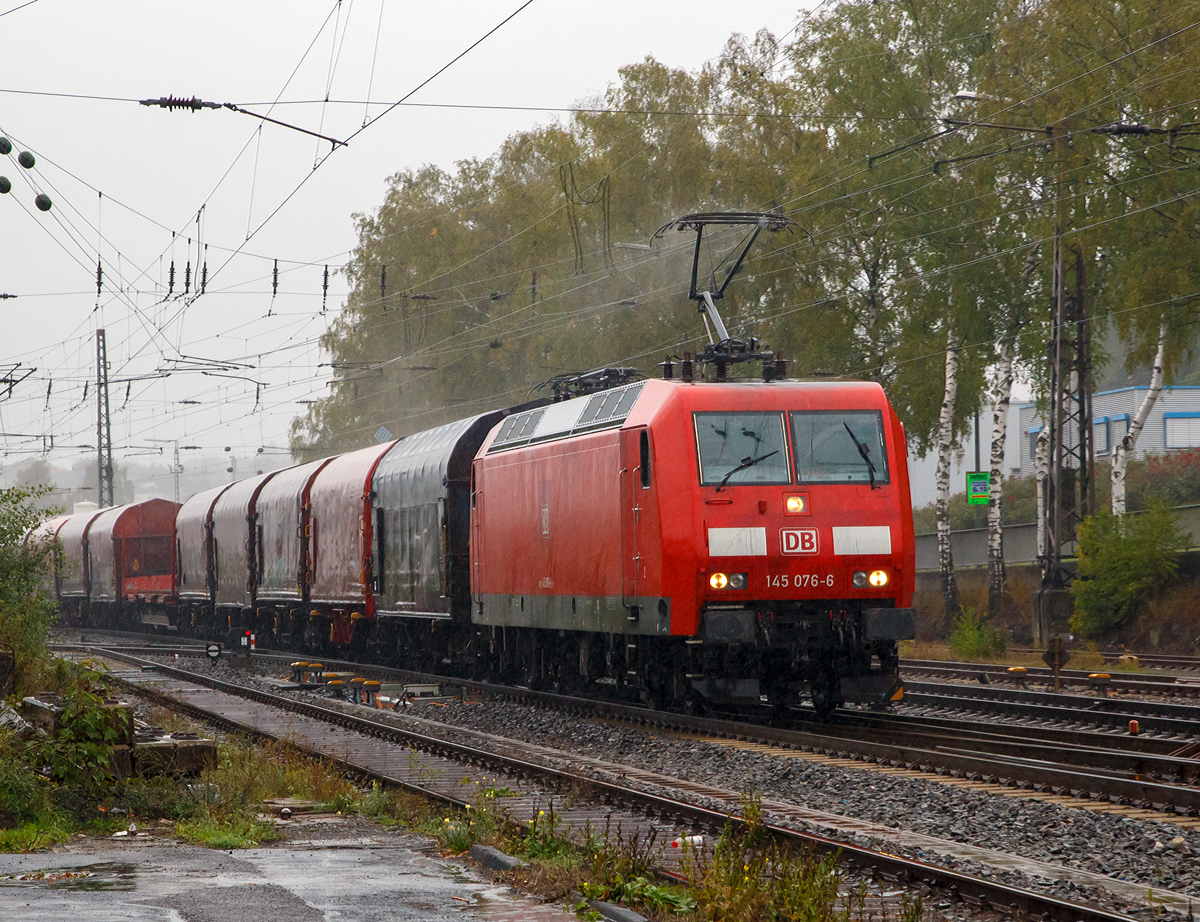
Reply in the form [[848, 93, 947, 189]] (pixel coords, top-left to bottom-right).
[[652, 211, 799, 381]]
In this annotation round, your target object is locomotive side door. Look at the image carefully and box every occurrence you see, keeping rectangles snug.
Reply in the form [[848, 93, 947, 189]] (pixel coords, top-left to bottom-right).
[[620, 427, 652, 615]]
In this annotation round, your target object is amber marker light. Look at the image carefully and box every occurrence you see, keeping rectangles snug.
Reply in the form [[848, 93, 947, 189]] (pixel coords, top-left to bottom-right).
[[868, 569, 890, 587], [708, 572, 748, 590], [784, 493, 809, 515]]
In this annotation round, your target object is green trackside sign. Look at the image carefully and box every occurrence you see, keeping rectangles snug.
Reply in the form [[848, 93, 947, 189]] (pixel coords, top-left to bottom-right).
[[966, 471, 991, 505]]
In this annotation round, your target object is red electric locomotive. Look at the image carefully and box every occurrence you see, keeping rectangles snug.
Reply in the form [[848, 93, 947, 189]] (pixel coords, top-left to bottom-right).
[[470, 376, 914, 713]]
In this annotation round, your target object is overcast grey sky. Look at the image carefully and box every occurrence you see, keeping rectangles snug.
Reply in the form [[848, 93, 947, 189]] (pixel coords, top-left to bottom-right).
[[0, 0, 808, 489]]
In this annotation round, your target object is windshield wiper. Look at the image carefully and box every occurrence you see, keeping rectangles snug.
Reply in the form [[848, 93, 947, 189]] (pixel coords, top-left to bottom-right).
[[843, 422, 879, 489], [715, 450, 779, 492]]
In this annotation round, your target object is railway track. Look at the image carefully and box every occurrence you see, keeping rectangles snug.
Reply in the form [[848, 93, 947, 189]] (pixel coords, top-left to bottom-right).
[[1101, 653, 1200, 672], [63, 644, 1190, 922], [901, 659, 1200, 698], [898, 682, 1200, 738], [59, 640, 1200, 813]]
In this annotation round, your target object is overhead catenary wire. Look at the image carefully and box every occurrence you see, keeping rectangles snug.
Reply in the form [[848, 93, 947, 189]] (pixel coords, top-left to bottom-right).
[[4, 5, 1195, 468]]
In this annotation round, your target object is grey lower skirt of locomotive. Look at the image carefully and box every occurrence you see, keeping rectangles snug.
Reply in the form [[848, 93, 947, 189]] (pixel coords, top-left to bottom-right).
[[689, 601, 915, 715]]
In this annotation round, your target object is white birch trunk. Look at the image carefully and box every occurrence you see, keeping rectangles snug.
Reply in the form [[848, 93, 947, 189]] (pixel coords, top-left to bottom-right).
[[1111, 319, 1167, 515], [1035, 428, 1050, 561], [987, 340, 1014, 618], [936, 330, 962, 621]]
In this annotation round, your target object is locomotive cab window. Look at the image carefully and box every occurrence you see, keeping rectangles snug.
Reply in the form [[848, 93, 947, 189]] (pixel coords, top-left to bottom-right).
[[790, 410, 889, 486], [639, 430, 651, 489], [694, 412, 790, 487]]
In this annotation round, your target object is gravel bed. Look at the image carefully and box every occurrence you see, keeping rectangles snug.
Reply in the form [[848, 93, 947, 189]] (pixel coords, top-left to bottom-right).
[[129, 654, 1198, 919]]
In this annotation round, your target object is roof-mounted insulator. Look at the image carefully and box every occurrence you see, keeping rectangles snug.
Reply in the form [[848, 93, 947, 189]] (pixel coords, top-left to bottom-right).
[[659, 356, 675, 380], [139, 96, 221, 113], [681, 353, 693, 383]]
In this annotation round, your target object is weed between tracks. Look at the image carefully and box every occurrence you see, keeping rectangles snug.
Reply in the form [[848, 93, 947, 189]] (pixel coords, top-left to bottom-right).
[[365, 785, 931, 922]]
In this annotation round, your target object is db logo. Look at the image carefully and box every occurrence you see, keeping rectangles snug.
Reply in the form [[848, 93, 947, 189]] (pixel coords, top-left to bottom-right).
[[781, 528, 819, 555]]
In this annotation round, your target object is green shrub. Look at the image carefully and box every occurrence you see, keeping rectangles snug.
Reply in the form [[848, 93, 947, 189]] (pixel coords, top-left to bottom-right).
[[948, 607, 1007, 659], [0, 484, 59, 696], [0, 731, 60, 831], [33, 687, 123, 798], [1071, 505, 1184, 638]]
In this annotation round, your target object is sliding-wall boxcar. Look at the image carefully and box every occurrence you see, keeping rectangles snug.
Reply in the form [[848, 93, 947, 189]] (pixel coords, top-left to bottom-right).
[[176, 483, 234, 632], [304, 440, 398, 646], [255, 458, 334, 645], [209, 470, 284, 635], [368, 412, 510, 671], [55, 508, 105, 622]]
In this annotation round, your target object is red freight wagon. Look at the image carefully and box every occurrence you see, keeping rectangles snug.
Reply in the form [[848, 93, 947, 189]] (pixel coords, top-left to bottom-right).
[[306, 440, 398, 646], [85, 499, 181, 627], [471, 376, 915, 712]]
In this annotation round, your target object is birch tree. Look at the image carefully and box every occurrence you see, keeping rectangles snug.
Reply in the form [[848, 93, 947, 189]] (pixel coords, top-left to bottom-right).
[[986, 335, 1014, 616], [1111, 320, 1167, 515], [935, 330, 963, 620]]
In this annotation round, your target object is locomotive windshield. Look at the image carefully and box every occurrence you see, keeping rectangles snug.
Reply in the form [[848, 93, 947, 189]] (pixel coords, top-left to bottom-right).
[[694, 412, 790, 487], [790, 410, 889, 485]]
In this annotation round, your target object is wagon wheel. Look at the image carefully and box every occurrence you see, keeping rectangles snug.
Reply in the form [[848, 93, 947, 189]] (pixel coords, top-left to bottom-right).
[[520, 648, 545, 692], [810, 676, 842, 721]]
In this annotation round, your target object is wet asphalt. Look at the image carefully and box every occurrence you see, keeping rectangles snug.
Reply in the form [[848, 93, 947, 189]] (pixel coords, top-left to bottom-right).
[[0, 818, 573, 922]]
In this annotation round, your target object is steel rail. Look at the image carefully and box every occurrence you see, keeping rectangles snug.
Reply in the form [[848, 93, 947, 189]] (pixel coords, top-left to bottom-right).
[[901, 659, 1196, 694], [82, 646, 1144, 922]]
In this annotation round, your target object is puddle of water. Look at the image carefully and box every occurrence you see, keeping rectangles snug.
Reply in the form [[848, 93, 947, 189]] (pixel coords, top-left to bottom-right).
[[0, 861, 138, 891], [470, 885, 580, 921]]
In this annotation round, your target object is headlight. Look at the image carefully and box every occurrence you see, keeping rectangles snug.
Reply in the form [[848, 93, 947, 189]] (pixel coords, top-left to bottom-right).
[[853, 570, 889, 588], [784, 494, 809, 515], [709, 572, 747, 590]]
